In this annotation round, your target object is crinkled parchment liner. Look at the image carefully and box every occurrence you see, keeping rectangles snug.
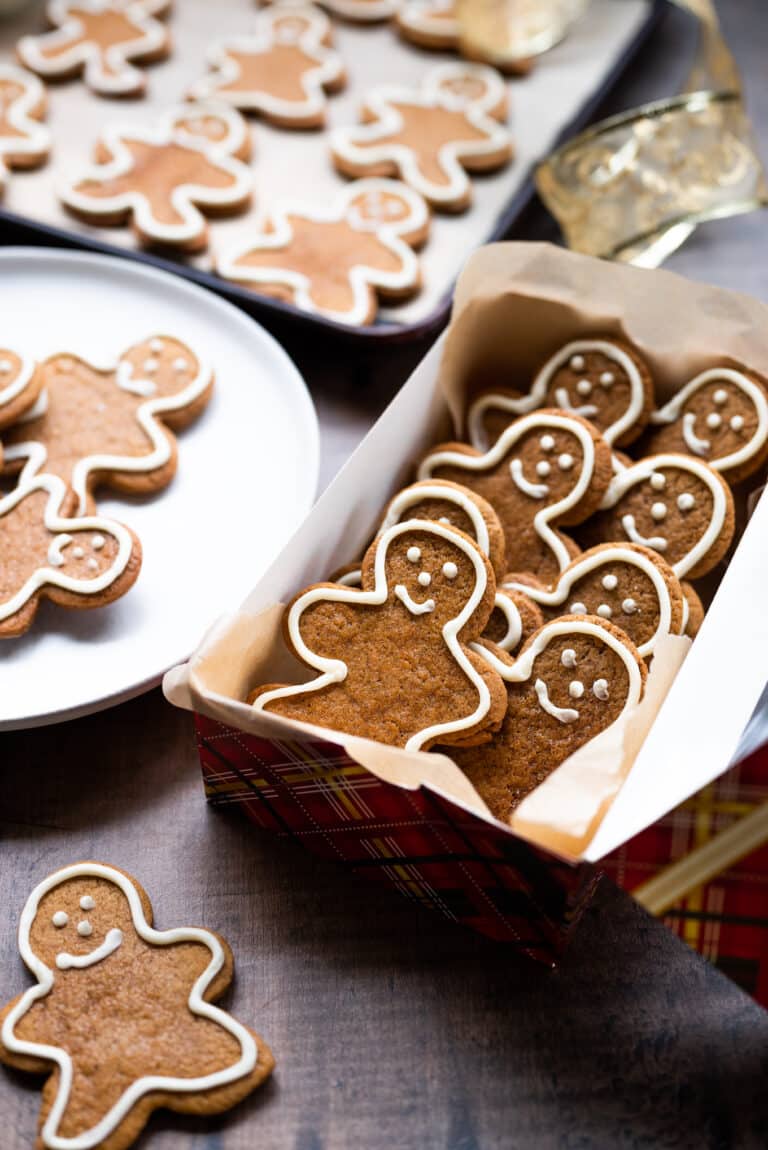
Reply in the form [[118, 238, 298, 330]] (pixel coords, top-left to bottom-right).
[[166, 241, 768, 861]]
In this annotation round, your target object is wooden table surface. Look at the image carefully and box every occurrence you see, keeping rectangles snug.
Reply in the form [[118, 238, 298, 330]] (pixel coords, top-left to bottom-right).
[[3, 3, 768, 1148]]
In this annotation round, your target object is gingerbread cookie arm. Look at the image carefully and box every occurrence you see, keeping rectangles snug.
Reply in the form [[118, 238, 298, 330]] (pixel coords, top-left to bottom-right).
[[0, 350, 43, 430]]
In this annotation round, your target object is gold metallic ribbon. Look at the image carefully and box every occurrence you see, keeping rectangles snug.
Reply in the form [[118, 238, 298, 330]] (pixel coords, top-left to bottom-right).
[[533, 0, 768, 264]]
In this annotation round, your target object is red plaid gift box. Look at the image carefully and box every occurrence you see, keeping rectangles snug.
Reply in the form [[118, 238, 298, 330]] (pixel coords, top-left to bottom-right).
[[604, 745, 768, 1006], [196, 714, 599, 965]]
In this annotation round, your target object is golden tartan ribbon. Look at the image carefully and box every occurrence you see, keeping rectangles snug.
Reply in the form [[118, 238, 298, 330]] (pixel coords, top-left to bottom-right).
[[489, 0, 768, 264]]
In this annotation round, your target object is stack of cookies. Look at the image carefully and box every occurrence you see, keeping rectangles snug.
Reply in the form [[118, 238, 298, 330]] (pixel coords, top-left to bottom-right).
[[249, 336, 768, 822]]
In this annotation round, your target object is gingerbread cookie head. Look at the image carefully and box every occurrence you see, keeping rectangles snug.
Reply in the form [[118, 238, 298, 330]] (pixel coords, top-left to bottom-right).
[[0, 65, 50, 183], [0, 348, 43, 430], [418, 410, 613, 584], [0, 477, 142, 637], [504, 542, 686, 659], [452, 616, 647, 821], [168, 102, 251, 158], [467, 339, 654, 452], [1, 861, 273, 1150], [251, 519, 507, 751], [582, 453, 735, 579], [645, 366, 768, 484], [345, 180, 429, 245], [396, 1, 459, 51], [425, 60, 507, 120], [114, 333, 212, 419]]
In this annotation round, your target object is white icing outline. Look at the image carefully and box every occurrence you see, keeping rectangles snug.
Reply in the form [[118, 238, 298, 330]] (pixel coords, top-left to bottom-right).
[[0, 65, 51, 187], [329, 62, 510, 207], [4, 337, 212, 515], [0, 347, 38, 413], [188, 6, 344, 124], [487, 590, 523, 653], [253, 519, 494, 751], [218, 178, 426, 326], [418, 411, 598, 575], [17, 0, 169, 96], [59, 103, 252, 245], [0, 476, 135, 623], [597, 454, 729, 578], [397, 0, 458, 45], [1, 862, 257, 1150], [467, 340, 648, 450], [504, 544, 675, 659], [649, 367, 768, 474]]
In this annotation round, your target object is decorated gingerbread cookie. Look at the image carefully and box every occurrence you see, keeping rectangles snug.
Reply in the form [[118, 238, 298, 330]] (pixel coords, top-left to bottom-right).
[[0, 862, 273, 1149], [330, 62, 512, 211], [0, 65, 51, 192], [189, 4, 345, 129], [60, 104, 252, 250], [467, 339, 655, 452], [418, 410, 614, 584], [0, 476, 141, 637], [644, 366, 768, 484], [217, 179, 428, 326], [0, 348, 44, 430], [451, 616, 647, 821], [581, 454, 735, 580], [504, 542, 686, 660], [250, 519, 508, 750], [17, 0, 171, 98], [2, 334, 213, 515]]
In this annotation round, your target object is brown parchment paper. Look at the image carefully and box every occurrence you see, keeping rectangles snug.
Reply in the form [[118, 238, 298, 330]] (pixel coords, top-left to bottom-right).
[[166, 241, 768, 862]]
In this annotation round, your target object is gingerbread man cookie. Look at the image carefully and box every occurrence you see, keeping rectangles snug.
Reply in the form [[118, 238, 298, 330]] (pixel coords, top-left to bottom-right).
[[0, 476, 141, 637], [418, 410, 614, 584], [451, 616, 647, 821], [0, 65, 51, 193], [250, 519, 508, 750], [60, 104, 252, 250], [2, 334, 213, 515], [644, 366, 768, 485], [504, 542, 686, 660], [17, 0, 171, 98], [218, 179, 428, 326], [189, 4, 345, 129], [330, 62, 512, 211], [581, 454, 735, 579], [0, 862, 273, 1150], [467, 338, 655, 452], [0, 348, 44, 430]]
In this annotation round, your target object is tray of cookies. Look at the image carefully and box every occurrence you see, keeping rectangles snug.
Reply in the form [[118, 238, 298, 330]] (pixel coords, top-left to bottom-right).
[[0, 0, 661, 340], [165, 241, 768, 958]]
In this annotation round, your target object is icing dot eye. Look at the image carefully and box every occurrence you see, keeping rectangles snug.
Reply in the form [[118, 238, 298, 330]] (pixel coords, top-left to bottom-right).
[[600, 371, 615, 387], [87, 558, 99, 571], [80, 896, 95, 911], [173, 357, 189, 373], [601, 573, 618, 591], [706, 413, 722, 429], [597, 604, 612, 618], [568, 680, 584, 699], [570, 602, 587, 615], [418, 571, 431, 587], [561, 648, 577, 667], [52, 911, 68, 928], [536, 461, 551, 477], [622, 598, 638, 614], [730, 415, 744, 432], [438, 516, 451, 525], [569, 355, 585, 371], [0, 358, 11, 373], [651, 502, 667, 521], [72, 546, 84, 559], [677, 493, 695, 511], [576, 379, 592, 396], [77, 921, 93, 937], [149, 338, 164, 353], [442, 562, 458, 580], [650, 473, 666, 491], [713, 389, 728, 405], [593, 679, 610, 701], [142, 357, 159, 374], [406, 547, 420, 563], [91, 535, 105, 550], [558, 453, 574, 471], [539, 435, 555, 452]]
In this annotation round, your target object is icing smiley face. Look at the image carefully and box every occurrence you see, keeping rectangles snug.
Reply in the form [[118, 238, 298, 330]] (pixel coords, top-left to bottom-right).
[[466, 339, 654, 451], [450, 617, 646, 821], [582, 454, 735, 579], [504, 542, 686, 659], [30, 876, 129, 973], [250, 519, 508, 751], [646, 367, 768, 484], [418, 410, 613, 584]]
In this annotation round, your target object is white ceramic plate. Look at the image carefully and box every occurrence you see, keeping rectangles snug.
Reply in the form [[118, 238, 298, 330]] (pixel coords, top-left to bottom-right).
[[0, 248, 319, 729]]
